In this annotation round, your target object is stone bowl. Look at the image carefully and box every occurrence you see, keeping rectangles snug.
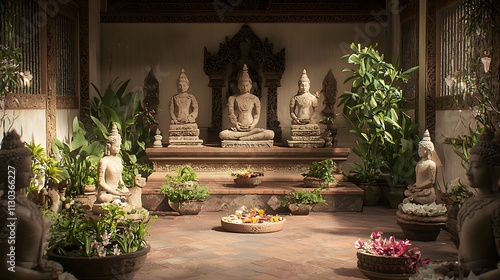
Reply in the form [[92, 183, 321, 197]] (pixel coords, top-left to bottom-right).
[[221, 219, 285, 233]]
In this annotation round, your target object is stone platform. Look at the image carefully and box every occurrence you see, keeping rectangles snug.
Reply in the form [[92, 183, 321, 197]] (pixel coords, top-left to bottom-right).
[[143, 145, 363, 213]]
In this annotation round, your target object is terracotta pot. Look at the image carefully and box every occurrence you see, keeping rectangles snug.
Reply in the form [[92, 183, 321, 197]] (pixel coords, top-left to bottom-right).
[[356, 251, 415, 280], [288, 204, 314, 215], [169, 200, 204, 215], [234, 177, 261, 187], [47, 244, 150, 280], [359, 183, 382, 206]]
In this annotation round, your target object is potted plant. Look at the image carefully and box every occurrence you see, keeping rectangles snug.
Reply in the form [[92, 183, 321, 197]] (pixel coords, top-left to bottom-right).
[[319, 113, 339, 138], [45, 201, 154, 280], [302, 159, 338, 188], [443, 178, 475, 248], [280, 188, 326, 215], [160, 165, 210, 215], [339, 43, 418, 206], [355, 231, 428, 279], [230, 169, 264, 187]]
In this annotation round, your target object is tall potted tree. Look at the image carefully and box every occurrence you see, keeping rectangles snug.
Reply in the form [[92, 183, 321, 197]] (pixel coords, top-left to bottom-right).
[[339, 43, 418, 206]]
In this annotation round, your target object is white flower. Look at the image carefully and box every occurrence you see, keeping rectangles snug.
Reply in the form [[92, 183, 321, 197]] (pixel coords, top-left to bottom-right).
[[401, 202, 447, 217], [19, 70, 32, 87]]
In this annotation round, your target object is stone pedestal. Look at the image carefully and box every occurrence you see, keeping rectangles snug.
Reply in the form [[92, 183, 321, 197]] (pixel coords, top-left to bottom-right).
[[287, 124, 325, 148], [168, 123, 203, 147], [221, 140, 273, 148]]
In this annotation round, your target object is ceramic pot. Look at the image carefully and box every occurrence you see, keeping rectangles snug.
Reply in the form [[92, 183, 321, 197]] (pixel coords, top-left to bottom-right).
[[356, 251, 415, 280], [234, 177, 261, 187], [288, 204, 314, 215], [47, 245, 150, 280], [169, 200, 204, 215], [303, 177, 322, 188], [359, 183, 382, 206]]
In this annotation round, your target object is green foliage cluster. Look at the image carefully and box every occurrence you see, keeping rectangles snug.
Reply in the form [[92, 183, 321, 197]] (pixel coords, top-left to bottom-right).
[[52, 118, 104, 196], [160, 165, 210, 202], [339, 43, 419, 186], [302, 159, 338, 187], [281, 188, 326, 206], [26, 142, 69, 194]]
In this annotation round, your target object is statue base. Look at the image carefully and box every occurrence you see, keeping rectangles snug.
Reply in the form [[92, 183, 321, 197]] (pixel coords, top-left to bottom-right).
[[221, 140, 273, 148], [287, 140, 325, 148], [168, 139, 204, 147]]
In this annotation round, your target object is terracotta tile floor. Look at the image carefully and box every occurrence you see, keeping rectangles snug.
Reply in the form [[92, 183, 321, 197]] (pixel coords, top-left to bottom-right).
[[137, 206, 457, 279]]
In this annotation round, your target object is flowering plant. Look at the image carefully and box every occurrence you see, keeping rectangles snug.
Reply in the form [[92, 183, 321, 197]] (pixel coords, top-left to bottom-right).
[[355, 231, 429, 270], [444, 178, 474, 205], [231, 169, 264, 178], [400, 202, 448, 217]]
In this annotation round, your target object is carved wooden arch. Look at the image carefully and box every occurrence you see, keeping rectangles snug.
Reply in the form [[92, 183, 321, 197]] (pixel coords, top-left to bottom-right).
[[203, 25, 285, 144]]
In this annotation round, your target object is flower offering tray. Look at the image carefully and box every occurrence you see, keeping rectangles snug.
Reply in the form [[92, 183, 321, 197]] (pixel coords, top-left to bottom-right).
[[221, 219, 285, 233]]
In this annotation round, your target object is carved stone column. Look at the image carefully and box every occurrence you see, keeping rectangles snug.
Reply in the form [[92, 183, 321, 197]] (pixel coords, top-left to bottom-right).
[[207, 75, 225, 143], [264, 74, 282, 144], [46, 16, 56, 150]]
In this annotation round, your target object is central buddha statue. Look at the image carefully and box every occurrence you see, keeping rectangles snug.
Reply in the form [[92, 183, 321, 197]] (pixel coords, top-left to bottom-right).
[[219, 64, 274, 148], [287, 69, 325, 148]]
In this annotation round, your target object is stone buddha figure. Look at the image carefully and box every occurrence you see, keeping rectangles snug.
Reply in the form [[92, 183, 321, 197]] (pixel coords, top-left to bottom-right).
[[97, 124, 130, 203], [457, 128, 500, 279], [219, 64, 274, 147], [168, 68, 203, 147], [402, 130, 437, 205], [287, 69, 325, 148], [0, 131, 67, 279]]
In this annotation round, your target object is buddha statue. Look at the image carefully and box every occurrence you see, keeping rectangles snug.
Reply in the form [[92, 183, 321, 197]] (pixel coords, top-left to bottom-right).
[[402, 130, 437, 205], [0, 130, 67, 279], [287, 69, 325, 148], [290, 69, 319, 125], [219, 64, 274, 147], [169, 68, 199, 125], [96, 124, 130, 204], [168, 68, 203, 147], [457, 128, 500, 279]]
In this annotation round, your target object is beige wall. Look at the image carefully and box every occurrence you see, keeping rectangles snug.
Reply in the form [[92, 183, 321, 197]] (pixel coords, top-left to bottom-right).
[[100, 22, 392, 145]]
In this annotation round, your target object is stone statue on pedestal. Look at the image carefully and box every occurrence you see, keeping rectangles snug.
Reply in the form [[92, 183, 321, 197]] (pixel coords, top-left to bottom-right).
[[219, 64, 274, 148], [287, 69, 325, 148], [95, 124, 144, 211], [403, 130, 437, 205], [168, 68, 203, 147]]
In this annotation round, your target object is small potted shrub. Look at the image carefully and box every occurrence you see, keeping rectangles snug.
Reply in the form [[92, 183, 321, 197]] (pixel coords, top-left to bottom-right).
[[160, 165, 210, 215], [45, 201, 154, 279], [302, 159, 338, 188], [280, 188, 326, 215]]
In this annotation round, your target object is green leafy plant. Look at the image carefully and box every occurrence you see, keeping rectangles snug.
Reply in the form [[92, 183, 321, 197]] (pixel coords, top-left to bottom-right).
[[449, 125, 485, 169], [302, 159, 338, 187], [45, 202, 155, 257], [89, 79, 157, 177], [339, 43, 418, 185], [160, 165, 210, 202], [280, 188, 326, 206], [52, 117, 104, 196], [444, 178, 474, 205], [26, 142, 69, 194]]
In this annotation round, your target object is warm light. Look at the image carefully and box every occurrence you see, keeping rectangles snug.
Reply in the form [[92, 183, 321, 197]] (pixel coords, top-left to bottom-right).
[[481, 56, 491, 73], [444, 75, 455, 88]]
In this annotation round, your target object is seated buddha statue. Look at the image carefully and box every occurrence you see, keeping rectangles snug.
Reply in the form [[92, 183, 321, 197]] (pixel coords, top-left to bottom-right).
[[457, 128, 500, 279], [287, 69, 325, 148], [96, 124, 130, 204], [402, 130, 437, 205], [219, 64, 274, 145], [168, 68, 203, 147], [0, 130, 68, 279]]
